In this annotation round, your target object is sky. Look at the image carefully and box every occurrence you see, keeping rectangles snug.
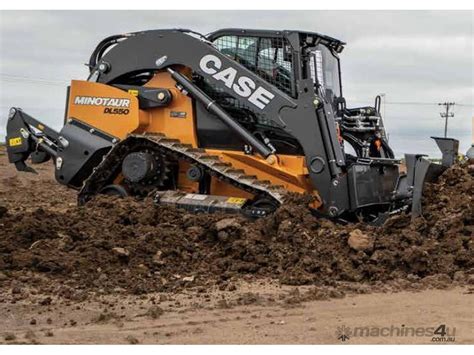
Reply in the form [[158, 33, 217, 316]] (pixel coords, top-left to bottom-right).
[[0, 10, 472, 157]]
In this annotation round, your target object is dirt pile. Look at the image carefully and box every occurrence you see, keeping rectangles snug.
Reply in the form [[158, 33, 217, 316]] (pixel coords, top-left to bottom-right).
[[0, 163, 472, 298]]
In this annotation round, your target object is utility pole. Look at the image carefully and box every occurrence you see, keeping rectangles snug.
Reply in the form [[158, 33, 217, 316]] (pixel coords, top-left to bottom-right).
[[377, 93, 389, 142], [438, 102, 455, 138], [379, 93, 386, 121]]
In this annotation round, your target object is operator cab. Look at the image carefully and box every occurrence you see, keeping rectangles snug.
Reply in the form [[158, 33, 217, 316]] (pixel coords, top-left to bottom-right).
[[208, 29, 344, 105], [209, 31, 295, 97], [204, 28, 393, 160]]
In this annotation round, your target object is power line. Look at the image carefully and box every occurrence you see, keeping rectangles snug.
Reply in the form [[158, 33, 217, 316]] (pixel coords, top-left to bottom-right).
[[0, 73, 69, 83], [0, 72, 473, 107], [0, 73, 69, 86], [0, 79, 66, 87], [386, 101, 474, 107], [386, 101, 437, 106], [349, 100, 473, 107], [0, 105, 64, 110]]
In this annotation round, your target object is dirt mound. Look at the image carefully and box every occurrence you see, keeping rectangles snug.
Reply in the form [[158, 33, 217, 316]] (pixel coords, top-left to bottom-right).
[[0, 163, 472, 298]]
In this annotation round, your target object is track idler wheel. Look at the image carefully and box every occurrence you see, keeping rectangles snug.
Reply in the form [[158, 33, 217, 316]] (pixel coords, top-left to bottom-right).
[[99, 184, 129, 198], [246, 197, 280, 217], [121, 149, 172, 196], [186, 165, 204, 182], [122, 151, 158, 183]]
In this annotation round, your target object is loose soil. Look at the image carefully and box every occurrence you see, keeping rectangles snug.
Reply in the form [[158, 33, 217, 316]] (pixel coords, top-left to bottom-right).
[[0, 146, 472, 344]]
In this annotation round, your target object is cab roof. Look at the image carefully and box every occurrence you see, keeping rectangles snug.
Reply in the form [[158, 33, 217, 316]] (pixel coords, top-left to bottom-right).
[[207, 28, 345, 52]]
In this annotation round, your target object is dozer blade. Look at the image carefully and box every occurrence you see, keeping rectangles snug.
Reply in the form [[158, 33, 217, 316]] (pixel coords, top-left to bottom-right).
[[14, 161, 38, 174], [403, 137, 459, 219], [5, 108, 59, 174]]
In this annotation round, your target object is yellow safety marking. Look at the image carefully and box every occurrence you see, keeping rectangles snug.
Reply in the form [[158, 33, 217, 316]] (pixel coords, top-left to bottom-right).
[[8, 137, 22, 146], [128, 89, 139, 96], [227, 197, 247, 204]]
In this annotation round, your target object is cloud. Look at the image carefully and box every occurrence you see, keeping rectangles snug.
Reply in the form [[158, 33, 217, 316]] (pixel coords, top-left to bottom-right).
[[0, 10, 472, 156]]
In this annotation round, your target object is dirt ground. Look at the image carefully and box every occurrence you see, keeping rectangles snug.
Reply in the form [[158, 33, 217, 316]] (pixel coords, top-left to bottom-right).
[[0, 145, 472, 344]]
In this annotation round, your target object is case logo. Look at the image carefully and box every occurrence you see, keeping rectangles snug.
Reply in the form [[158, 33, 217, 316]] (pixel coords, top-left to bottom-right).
[[199, 54, 275, 110]]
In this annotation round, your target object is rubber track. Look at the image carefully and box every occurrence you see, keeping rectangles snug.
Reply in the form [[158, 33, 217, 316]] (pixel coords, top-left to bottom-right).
[[78, 133, 288, 206]]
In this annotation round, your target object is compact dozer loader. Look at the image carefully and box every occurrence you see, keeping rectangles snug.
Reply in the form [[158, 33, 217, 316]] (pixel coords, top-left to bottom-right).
[[6, 28, 459, 221]]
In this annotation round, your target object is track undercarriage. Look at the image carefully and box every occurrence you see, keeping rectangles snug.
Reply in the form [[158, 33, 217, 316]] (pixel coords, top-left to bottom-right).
[[78, 133, 288, 217]]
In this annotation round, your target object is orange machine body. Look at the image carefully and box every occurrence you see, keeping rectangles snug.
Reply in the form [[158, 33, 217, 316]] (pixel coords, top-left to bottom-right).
[[66, 72, 322, 208]]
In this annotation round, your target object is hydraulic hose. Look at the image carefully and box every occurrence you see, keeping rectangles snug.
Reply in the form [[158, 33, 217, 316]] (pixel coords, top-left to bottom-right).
[[167, 68, 274, 159]]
